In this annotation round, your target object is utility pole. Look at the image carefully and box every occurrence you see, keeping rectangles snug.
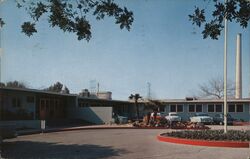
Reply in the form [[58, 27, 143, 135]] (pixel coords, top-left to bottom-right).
[[0, 26, 2, 83], [223, 0, 228, 133], [0, 2, 2, 83], [0, 0, 5, 83]]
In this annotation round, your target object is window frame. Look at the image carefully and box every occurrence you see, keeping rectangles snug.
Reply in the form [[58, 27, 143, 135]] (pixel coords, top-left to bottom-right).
[[170, 104, 177, 112], [236, 104, 244, 113], [188, 104, 195, 112], [188, 104, 203, 113], [12, 97, 21, 108], [169, 104, 183, 113], [195, 104, 203, 112], [207, 104, 223, 113], [228, 104, 236, 112], [207, 104, 215, 112], [215, 104, 223, 112]]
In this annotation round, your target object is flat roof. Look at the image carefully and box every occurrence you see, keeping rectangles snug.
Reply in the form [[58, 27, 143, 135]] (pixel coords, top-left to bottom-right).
[[141, 98, 250, 104], [1, 87, 250, 104], [0, 87, 77, 97], [0, 87, 130, 103]]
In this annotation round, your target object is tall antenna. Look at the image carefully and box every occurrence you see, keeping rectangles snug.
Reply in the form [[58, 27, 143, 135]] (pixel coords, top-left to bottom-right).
[[147, 82, 151, 99]]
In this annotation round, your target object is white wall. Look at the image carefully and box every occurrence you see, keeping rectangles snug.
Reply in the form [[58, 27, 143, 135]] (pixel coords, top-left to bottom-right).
[[72, 107, 113, 124]]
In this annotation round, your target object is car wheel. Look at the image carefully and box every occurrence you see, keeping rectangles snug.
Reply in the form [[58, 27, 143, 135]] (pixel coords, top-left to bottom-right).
[[219, 121, 223, 125]]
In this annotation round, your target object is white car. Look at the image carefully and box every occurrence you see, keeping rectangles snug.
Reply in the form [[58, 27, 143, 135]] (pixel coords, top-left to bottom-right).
[[165, 112, 181, 122], [190, 113, 213, 124]]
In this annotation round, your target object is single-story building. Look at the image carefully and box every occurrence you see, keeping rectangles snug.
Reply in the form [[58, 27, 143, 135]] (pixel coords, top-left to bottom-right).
[[141, 98, 250, 122], [1, 87, 249, 129], [0, 87, 134, 128]]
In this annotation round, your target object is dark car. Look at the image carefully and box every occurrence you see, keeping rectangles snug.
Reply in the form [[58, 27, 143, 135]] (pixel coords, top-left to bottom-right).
[[213, 114, 234, 125]]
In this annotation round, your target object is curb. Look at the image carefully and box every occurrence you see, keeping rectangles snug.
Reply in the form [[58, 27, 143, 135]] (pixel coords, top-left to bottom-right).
[[17, 126, 168, 136], [17, 126, 212, 136], [157, 134, 250, 148]]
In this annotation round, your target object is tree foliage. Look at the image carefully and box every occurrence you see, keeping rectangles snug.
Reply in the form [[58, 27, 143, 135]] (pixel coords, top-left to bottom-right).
[[1, 0, 133, 41], [44, 81, 70, 94], [0, 81, 27, 88], [189, 0, 250, 40], [198, 77, 235, 99], [129, 93, 142, 120]]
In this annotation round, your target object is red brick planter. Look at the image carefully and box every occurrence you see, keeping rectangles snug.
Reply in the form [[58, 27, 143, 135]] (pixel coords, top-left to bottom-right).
[[157, 134, 250, 148]]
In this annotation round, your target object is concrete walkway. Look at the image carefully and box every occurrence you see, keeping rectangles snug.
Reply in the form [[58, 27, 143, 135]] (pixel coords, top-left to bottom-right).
[[16, 124, 250, 136]]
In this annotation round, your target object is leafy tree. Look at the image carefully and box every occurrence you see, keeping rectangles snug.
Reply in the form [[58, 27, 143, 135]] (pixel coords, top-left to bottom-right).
[[45, 81, 63, 92], [189, 0, 250, 40], [45, 82, 71, 94], [5, 81, 27, 88], [1, 0, 133, 41], [62, 86, 70, 94], [0, 82, 5, 87], [198, 77, 235, 99]]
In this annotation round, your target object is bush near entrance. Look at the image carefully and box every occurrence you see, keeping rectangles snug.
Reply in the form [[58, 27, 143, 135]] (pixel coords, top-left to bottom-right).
[[162, 130, 250, 141]]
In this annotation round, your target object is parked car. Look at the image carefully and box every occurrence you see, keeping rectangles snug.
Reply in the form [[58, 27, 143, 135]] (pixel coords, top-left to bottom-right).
[[117, 115, 128, 124], [165, 112, 181, 122], [190, 113, 213, 124], [213, 114, 234, 125]]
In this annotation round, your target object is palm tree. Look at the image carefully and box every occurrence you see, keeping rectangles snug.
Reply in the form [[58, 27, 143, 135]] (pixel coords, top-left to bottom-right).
[[129, 94, 142, 120]]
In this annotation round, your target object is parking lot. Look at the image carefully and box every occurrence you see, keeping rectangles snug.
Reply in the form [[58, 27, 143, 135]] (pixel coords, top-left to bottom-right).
[[1, 126, 250, 159]]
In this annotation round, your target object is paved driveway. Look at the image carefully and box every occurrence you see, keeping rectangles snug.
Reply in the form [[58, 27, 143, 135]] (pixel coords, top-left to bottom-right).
[[1, 129, 250, 159]]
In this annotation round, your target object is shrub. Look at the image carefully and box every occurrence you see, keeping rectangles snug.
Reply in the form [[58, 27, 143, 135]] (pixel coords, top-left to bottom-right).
[[162, 130, 250, 141]]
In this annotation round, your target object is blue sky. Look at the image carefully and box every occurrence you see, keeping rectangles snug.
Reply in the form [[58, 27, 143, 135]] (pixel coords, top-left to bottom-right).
[[1, 0, 249, 100]]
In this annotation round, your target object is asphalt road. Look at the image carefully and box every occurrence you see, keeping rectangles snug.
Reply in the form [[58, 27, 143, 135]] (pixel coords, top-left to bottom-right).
[[1, 128, 250, 159]]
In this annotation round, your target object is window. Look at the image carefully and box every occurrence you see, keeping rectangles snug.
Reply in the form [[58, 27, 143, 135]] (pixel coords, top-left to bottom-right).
[[26, 96, 35, 103], [159, 106, 165, 112], [229, 104, 235, 112], [170, 104, 183, 112], [12, 97, 21, 107], [228, 104, 243, 112], [196, 105, 202, 112], [208, 104, 214, 112], [236, 104, 243, 112], [208, 104, 222, 112], [188, 104, 203, 112], [170, 105, 176, 112], [188, 105, 195, 112], [177, 105, 183, 112], [215, 104, 222, 112]]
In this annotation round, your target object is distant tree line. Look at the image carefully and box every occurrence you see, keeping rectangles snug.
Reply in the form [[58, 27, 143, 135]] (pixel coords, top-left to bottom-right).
[[0, 81, 27, 89], [0, 81, 71, 94]]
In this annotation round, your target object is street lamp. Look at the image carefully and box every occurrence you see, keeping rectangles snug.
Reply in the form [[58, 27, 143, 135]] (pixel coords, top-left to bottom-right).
[[129, 93, 142, 121]]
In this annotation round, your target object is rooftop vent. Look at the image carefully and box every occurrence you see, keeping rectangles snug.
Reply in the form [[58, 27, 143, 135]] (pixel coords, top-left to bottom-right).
[[185, 97, 197, 101]]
